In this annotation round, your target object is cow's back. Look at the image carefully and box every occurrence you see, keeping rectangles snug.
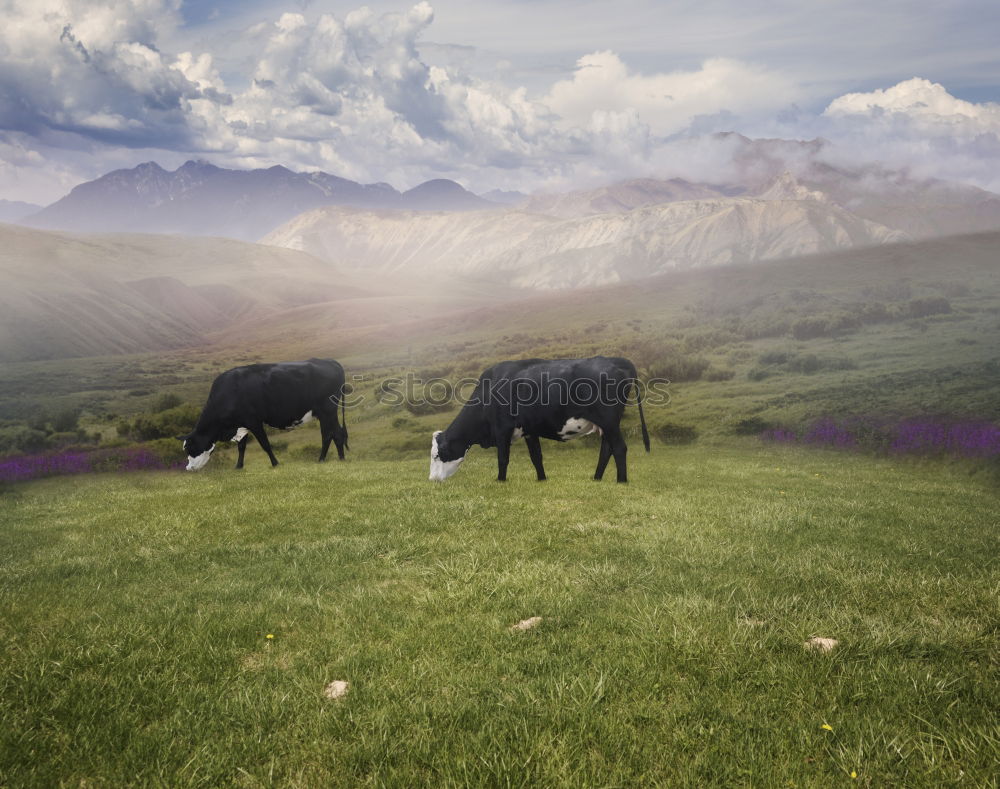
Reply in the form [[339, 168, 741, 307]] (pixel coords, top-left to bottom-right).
[[205, 359, 344, 427]]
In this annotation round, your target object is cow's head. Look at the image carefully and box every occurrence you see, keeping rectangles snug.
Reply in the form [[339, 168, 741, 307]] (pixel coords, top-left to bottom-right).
[[429, 430, 467, 481], [180, 432, 216, 471]]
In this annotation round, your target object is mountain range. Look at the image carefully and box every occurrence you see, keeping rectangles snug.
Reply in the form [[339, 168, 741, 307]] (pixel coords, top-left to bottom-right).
[[5, 133, 1000, 293], [263, 187, 906, 289], [20, 161, 494, 241]]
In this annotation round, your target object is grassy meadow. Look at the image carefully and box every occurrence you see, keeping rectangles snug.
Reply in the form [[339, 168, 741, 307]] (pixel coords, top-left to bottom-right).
[[1, 230, 998, 786], [2, 444, 998, 787]]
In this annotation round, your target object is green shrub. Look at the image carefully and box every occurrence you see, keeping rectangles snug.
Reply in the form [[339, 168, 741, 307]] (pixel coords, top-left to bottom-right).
[[758, 351, 789, 365], [788, 354, 822, 374], [0, 426, 51, 454], [647, 352, 710, 383], [654, 423, 698, 445], [734, 417, 773, 436], [153, 393, 183, 413], [52, 409, 82, 433], [127, 404, 201, 441], [908, 297, 952, 318]]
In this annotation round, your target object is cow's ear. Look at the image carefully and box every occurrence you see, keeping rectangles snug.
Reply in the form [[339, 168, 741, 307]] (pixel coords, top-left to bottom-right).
[[176, 434, 189, 442]]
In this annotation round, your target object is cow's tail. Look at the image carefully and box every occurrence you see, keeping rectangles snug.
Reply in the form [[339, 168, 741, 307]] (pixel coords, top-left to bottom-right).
[[340, 383, 350, 451], [633, 377, 650, 452]]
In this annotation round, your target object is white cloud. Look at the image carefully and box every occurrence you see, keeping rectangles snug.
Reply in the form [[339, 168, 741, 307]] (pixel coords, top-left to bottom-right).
[[825, 77, 1000, 135], [1, 2, 999, 202], [547, 53, 799, 137], [817, 78, 1000, 191]]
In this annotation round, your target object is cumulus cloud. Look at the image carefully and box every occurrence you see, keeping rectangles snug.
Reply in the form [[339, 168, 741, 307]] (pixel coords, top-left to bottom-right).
[[817, 78, 1000, 191], [547, 53, 799, 137], [0, 0, 222, 147], [1, 1, 999, 201], [825, 78, 1000, 134]]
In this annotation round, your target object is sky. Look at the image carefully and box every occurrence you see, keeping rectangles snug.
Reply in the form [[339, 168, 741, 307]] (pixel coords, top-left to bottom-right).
[[1, 0, 999, 203]]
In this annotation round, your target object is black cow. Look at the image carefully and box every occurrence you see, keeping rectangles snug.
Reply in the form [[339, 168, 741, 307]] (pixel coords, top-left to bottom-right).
[[429, 356, 649, 483], [180, 358, 348, 471]]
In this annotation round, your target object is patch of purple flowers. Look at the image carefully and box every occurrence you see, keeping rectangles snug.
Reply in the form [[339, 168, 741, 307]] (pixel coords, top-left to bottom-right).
[[0, 446, 184, 483], [761, 418, 1000, 459]]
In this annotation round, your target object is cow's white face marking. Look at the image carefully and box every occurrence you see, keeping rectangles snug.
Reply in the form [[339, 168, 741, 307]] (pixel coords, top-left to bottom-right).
[[429, 431, 466, 482], [186, 443, 216, 471], [231, 427, 249, 443], [511, 428, 524, 440], [559, 418, 597, 440]]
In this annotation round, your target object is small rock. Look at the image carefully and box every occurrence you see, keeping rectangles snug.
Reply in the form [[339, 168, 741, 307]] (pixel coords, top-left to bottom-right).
[[323, 680, 350, 699], [511, 616, 543, 632], [804, 636, 839, 653]]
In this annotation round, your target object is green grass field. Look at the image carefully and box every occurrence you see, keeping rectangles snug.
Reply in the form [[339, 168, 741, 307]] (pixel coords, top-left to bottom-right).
[[2, 444, 997, 787]]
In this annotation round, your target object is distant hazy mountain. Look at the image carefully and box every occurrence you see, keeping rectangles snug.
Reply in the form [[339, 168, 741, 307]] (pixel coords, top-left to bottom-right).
[[399, 179, 494, 211], [22, 161, 492, 241], [722, 134, 1000, 239], [480, 189, 528, 205], [0, 199, 42, 223], [522, 178, 733, 218], [518, 136, 1000, 240], [263, 197, 905, 289]]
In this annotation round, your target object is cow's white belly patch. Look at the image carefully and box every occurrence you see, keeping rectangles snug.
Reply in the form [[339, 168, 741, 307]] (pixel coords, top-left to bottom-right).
[[559, 418, 597, 440], [232, 427, 249, 442]]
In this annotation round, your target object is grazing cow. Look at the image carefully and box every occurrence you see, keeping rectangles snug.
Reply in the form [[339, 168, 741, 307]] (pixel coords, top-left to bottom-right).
[[180, 358, 348, 471], [429, 356, 649, 483]]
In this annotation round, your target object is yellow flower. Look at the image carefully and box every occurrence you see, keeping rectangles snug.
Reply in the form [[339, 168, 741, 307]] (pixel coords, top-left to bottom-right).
[[850, 771, 858, 779], [266, 634, 274, 639], [821, 723, 833, 731]]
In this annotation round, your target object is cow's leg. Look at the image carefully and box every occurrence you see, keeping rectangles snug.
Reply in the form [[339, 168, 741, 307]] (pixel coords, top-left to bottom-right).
[[318, 416, 333, 462], [235, 436, 249, 469], [593, 435, 612, 481], [606, 426, 628, 483], [249, 424, 279, 467], [495, 427, 514, 482], [331, 424, 346, 460], [525, 435, 546, 481]]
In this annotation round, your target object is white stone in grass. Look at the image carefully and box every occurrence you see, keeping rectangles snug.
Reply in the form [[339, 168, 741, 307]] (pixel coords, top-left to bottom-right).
[[511, 616, 543, 632], [804, 636, 839, 653], [324, 680, 350, 699]]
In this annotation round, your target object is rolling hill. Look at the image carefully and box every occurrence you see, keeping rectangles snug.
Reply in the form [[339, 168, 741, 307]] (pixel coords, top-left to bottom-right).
[[0, 223, 512, 362]]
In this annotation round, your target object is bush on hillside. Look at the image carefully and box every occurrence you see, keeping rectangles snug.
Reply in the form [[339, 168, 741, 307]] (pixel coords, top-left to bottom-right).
[[647, 352, 710, 383], [907, 297, 952, 318], [734, 417, 774, 436], [153, 393, 184, 413], [704, 368, 736, 382], [52, 408, 82, 432], [654, 423, 699, 445], [124, 404, 201, 441]]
